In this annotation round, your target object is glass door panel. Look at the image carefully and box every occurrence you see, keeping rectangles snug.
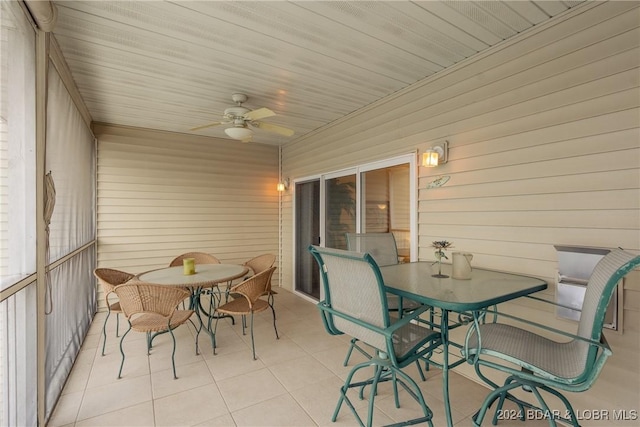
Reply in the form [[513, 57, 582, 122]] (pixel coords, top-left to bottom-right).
[[294, 180, 320, 300], [361, 164, 411, 261], [324, 174, 356, 250]]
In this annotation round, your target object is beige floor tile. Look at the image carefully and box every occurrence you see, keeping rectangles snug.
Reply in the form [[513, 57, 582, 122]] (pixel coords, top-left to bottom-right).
[[243, 336, 307, 366], [77, 375, 152, 421], [154, 383, 230, 427], [75, 401, 155, 426], [87, 350, 150, 388], [268, 353, 337, 392], [288, 329, 347, 353], [74, 346, 99, 368], [311, 343, 371, 378], [61, 362, 91, 395], [231, 393, 316, 426], [206, 326, 252, 357], [147, 336, 206, 373], [290, 376, 368, 426], [216, 367, 288, 412], [194, 412, 237, 427], [47, 390, 83, 427], [151, 359, 214, 399], [321, 403, 396, 427], [204, 348, 266, 382]]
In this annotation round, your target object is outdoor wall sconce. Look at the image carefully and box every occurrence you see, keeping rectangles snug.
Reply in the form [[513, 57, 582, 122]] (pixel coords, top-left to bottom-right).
[[277, 178, 289, 192], [422, 140, 448, 167]]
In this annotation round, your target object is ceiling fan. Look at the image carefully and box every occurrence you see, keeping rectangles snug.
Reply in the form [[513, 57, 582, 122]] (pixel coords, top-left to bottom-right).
[[189, 93, 294, 142]]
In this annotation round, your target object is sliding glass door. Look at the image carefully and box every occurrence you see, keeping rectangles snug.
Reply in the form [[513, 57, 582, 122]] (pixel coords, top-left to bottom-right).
[[293, 154, 416, 301]]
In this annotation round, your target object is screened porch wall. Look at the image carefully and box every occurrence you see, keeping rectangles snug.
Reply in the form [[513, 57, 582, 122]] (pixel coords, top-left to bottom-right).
[[93, 124, 280, 310], [280, 0, 639, 416]]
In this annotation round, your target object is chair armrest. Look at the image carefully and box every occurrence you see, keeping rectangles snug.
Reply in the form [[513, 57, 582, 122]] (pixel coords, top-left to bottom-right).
[[386, 304, 432, 333], [317, 301, 432, 340]]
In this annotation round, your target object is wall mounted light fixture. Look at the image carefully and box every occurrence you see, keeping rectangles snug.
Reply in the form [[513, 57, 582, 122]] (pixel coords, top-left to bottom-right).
[[277, 178, 289, 192], [422, 140, 448, 167]]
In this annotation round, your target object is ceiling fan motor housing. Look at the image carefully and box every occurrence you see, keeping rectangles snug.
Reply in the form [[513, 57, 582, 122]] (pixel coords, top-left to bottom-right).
[[224, 106, 250, 119]]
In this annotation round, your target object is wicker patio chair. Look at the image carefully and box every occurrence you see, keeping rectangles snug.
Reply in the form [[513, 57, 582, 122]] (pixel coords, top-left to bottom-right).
[[169, 251, 221, 266], [93, 268, 135, 356], [114, 281, 194, 379], [463, 248, 640, 427], [244, 253, 277, 317], [214, 267, 278, 360], [170, 251, 222, 312], [309, 245, 441, 427]]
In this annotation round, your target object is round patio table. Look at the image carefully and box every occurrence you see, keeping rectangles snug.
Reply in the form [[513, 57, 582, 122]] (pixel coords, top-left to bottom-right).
[[137, 263, 249, 354]]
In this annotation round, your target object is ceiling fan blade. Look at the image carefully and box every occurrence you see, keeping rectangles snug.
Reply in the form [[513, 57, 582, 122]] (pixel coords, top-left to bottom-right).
[[244, 107, 275, 121], [253, 121, 295, 137], [189, 121, 225, 131]]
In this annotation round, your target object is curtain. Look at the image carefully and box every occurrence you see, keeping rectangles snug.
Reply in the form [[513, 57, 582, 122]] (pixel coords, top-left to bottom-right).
[[44, 65, 96, 420], [0, 1, 38, 425]]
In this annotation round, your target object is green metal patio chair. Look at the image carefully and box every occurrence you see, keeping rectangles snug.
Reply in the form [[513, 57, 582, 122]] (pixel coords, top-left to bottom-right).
[[345, 233, 427, 367], [346, 233, 423, 313], [463, 248, 640, 427], [309, 245, 442, 427]]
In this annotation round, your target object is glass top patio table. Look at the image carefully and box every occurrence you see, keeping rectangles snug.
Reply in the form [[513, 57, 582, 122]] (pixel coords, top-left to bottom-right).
[[138, 264, 249, 288], [380, 262, 547, 311], [380, 261, 548, 427]]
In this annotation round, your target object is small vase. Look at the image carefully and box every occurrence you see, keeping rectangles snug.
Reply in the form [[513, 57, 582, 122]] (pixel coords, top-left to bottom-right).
[[432, 251, 449, 278]]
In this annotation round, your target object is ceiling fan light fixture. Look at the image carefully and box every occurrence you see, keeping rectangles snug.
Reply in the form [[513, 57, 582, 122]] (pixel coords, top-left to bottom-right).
[[225, 126, 253, 141]]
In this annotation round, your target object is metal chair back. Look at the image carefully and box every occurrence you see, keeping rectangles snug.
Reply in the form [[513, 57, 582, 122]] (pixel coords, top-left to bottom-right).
[[346, 232, 399, 266]]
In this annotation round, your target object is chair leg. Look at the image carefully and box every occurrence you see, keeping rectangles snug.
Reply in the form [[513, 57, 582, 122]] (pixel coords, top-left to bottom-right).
[[343, 337, 373, 366], [475, 368, 581, 427], [115, 312, 120, 337], [391, 366, 434, 427], [169, 326, 178, 379], [117, 325, 132, 379], [270, 303, 279, 339], [241, 315, 247, 335], [249, 312, 257, 360], [332, 359, 434, 427], [101, 308, 111, 356], [365, 364, 385, 427], [268, 293, 276, 320], [213, 316, 222, 356]]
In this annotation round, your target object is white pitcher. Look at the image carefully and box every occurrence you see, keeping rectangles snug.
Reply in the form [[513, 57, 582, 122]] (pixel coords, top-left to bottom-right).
[[452, 252, 473, 280]]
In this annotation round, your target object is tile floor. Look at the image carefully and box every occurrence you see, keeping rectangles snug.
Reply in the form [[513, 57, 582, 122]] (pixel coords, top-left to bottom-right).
[[47, 289, 567, 426]]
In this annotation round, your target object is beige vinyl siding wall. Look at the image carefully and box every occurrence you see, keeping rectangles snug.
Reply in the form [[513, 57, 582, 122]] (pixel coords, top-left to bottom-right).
[[94, 124, 280, 309], [280, 1, 639, 418]]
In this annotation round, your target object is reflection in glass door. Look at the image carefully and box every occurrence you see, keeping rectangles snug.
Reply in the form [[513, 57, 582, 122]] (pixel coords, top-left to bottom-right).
[[325, 174, 356, 250], [361, 164, 411, 261], [294, 180, 320, 300]]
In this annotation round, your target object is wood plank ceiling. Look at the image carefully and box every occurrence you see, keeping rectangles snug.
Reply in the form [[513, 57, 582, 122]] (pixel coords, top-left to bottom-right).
[[52, 1, 584, 145]]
